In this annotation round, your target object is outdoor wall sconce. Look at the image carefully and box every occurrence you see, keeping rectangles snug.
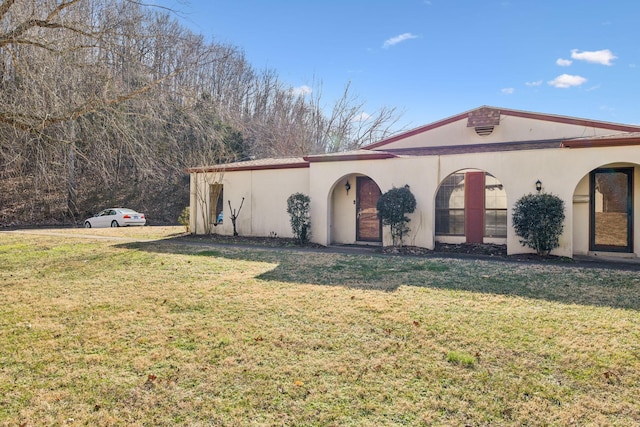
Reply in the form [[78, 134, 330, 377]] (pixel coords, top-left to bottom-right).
[[345, 180, 351, 194], [536, 180, 542, 192]]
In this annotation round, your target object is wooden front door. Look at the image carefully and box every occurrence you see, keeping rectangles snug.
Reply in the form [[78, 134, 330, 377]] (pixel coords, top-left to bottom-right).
[[590, 168, 633, 252], [356, 176, 382, 242], [465, 171, 485, 244]]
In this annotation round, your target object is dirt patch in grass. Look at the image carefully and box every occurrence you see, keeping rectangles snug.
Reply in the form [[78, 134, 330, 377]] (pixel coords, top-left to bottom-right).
[[434, 242, 507, 256], [383, 242, 510, 258], [434, 242, 577, 264], [182, 235, 515, 258]]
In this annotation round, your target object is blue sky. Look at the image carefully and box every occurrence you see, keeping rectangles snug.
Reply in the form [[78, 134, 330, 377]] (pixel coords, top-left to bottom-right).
[[155, 0, 640, 132]]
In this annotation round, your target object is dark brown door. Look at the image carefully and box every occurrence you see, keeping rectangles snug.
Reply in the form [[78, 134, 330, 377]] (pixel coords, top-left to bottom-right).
[[590, 168, 633, 252], [465, 172, 485, 244], [356, 176, 382, 242]]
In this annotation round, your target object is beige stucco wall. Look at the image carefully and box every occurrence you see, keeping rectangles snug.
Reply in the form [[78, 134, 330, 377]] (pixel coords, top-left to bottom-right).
[[190, 167, 309, 238], [308, 156, 437, 248], [190, 144, 640, 259], [382, 115, 629, 150], [307, 145, 640, 258], [191, 127, 640, 256]]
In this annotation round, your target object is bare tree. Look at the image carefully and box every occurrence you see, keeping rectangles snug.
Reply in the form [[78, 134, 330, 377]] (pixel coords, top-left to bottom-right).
[[0, 0, 403, 227], [307, 81, 403, 153], [0, 0, 222, 221]]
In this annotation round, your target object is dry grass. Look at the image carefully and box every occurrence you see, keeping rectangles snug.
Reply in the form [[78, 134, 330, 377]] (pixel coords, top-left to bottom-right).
[[1, 227, 639, 426]]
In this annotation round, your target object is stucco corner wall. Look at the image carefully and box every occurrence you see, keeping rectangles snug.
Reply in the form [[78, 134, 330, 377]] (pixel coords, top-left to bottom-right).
[[190, 167, 309, 238]]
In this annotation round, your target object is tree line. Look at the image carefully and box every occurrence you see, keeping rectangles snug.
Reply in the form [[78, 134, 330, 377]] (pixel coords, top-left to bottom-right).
[[0, 0, 400, 226]]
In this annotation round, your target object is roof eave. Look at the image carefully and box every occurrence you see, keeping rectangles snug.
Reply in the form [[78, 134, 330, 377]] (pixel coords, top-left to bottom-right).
[[186, 161, 309, 174], [561, 137, 640, 148], [303, 152, 396, 163]]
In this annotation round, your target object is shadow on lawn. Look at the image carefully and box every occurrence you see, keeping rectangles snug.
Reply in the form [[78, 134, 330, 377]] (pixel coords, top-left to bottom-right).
[[118, 237, 640, 311]]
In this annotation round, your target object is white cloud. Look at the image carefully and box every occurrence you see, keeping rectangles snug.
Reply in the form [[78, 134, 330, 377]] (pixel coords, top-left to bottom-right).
[[382, 33, 418, 49], [570, 49, 617, 66], [501, 88, 515, 94], [525, 80, 543, 86], [556, 58, 573, 67], [548, 74, 587, 88], [351, 112, 372, 122], [291, 85, 312, 96]]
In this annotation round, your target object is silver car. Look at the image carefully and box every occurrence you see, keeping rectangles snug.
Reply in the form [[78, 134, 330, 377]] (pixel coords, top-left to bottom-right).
[[84, 208, 146, 228]]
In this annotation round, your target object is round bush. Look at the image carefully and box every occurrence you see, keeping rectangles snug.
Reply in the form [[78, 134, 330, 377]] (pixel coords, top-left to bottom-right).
[[512, 193, 565, 256], [376, 185, 416, 247]]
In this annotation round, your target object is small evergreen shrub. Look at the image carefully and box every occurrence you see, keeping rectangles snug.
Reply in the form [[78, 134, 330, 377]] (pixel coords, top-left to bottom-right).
[[287, 193, 311, 245], [512, 193, 565, 256], [376, 185, 417, 247], [178, 206, 190, 233]]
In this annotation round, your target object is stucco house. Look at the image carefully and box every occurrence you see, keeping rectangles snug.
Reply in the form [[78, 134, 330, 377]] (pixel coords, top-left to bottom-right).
[[187, 106, 640, 259]]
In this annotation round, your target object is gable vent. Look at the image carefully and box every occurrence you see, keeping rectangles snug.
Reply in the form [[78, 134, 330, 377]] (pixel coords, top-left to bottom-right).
[[474, 125, 495, 136]]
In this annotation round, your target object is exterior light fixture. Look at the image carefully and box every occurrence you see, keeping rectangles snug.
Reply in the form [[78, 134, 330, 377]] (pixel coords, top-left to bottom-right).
[[536, 180, 542, 192], [345, 180, 351, 194]]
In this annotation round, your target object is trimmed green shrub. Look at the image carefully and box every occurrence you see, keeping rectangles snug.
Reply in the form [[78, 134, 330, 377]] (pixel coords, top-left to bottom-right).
[[376, 185, 417, 247], [287, 193, 311, 245], [512, 193, 565, 256]]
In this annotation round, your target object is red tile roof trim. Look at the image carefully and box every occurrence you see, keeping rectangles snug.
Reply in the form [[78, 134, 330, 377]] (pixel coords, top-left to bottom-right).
[[303, 152, 396, 162], [186, 161, 309, 173], [562, 135, 640, 148]]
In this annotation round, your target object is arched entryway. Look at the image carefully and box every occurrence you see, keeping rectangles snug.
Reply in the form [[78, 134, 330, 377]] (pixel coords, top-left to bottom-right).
[[572, 163, 638, 256], [434, 169, 507, 244], [330, 174, 382, 245]]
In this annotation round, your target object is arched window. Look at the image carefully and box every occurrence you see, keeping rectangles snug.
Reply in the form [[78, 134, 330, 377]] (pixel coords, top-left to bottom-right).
[[435, 173, 465, 235], [435, 171, 507, 240]]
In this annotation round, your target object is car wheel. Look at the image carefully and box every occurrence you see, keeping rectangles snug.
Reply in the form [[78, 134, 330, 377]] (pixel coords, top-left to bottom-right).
[[84, 221, 91, 228], [111, 220, 119, 227]]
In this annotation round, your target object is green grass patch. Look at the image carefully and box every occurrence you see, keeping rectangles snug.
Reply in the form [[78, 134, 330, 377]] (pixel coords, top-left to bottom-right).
[[446, 351, 477, 367]]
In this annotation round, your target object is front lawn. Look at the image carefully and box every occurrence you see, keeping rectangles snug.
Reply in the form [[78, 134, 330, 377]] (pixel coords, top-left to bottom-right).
[[1, 227, 638, 426]]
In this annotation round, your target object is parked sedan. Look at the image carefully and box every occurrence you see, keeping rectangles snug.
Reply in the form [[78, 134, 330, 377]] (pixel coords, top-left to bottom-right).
[[84, 208, 146, 228]]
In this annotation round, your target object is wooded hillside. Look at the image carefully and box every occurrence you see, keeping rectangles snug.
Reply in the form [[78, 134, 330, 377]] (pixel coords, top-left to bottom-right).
[[0, 0, 399, 226]]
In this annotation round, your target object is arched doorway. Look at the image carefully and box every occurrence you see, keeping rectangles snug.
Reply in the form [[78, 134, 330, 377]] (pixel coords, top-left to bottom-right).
[[435, 169, 507, 244], [572, 162, 638, 256], [330, 174, 382, 244]]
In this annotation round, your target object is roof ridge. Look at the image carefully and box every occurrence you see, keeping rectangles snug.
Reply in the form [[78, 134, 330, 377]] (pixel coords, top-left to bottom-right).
[[364, 106, 640, 150]]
